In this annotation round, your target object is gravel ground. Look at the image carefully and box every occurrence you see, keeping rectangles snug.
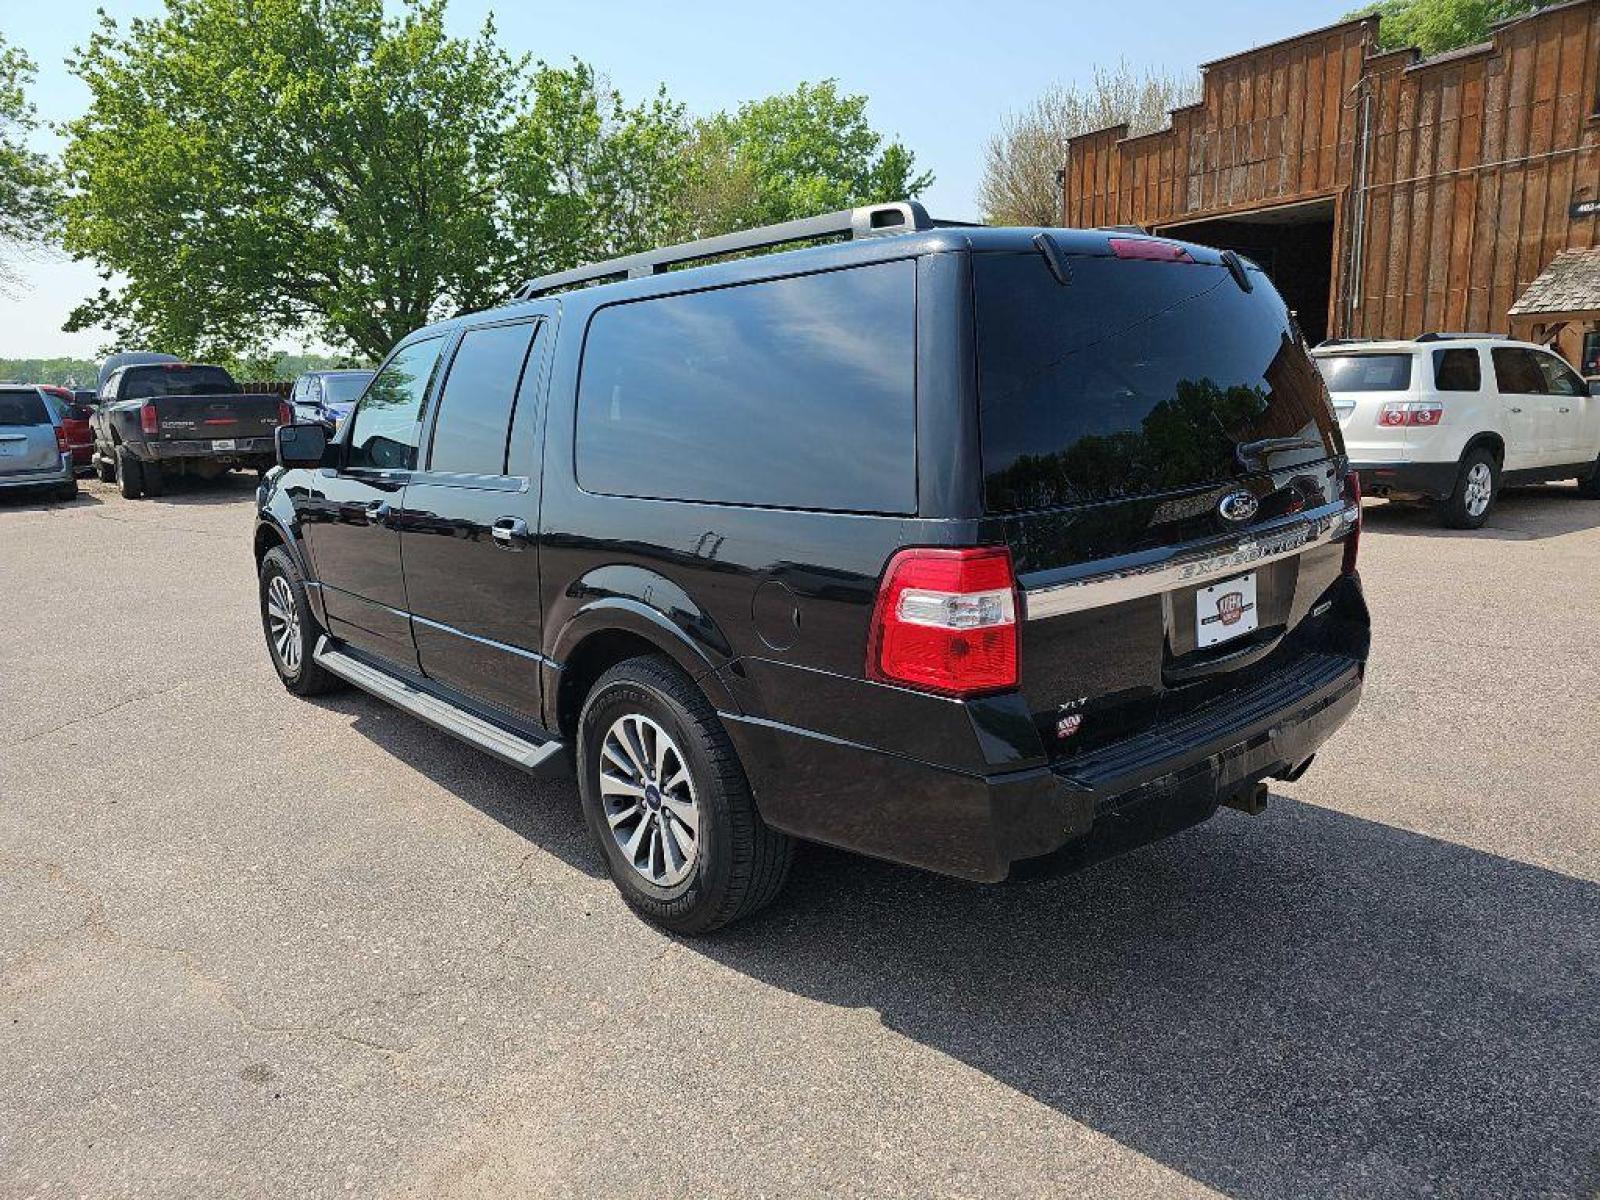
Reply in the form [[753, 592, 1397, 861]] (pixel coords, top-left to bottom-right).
[[1, 474, 1596, 1199]]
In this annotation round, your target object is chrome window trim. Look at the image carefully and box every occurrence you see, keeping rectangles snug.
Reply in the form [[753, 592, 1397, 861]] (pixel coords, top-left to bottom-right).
[[1021, 503, 1359, 621]]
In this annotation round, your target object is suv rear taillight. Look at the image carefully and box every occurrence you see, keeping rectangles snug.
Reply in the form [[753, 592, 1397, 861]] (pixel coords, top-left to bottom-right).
[[1378, 400, 1443, 427], [1342, 471, 1362, 577], [277, 399, 292, 427], [54, 424, 68, 453], [139, 403, 158, 434], [867, 547, 1019, 696]]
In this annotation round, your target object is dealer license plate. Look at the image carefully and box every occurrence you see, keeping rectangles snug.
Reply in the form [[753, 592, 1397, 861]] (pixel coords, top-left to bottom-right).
[[211, 438, 236, 451], [1196, 573, 1259, 648]]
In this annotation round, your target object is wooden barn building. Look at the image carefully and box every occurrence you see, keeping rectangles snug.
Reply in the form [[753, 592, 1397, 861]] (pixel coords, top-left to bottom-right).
[[1060, 0, 1600, 373]]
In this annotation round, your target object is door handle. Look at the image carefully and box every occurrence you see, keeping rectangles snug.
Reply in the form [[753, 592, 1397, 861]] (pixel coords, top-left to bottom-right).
[[491, 516, 529, 548], [1509, 406, 1523, 414], [1559, 406, 1572, 414], [365, 500, 390, 525]]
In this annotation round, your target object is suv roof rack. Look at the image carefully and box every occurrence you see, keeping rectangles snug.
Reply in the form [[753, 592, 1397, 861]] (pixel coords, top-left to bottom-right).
[[514, 201, 968, 301], [1316, 337, 1380, 347], [1415, 331, 1500, 342]]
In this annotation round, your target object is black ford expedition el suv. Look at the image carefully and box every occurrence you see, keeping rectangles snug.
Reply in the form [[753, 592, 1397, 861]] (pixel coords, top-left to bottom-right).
[[253, 202, 1369, 932]]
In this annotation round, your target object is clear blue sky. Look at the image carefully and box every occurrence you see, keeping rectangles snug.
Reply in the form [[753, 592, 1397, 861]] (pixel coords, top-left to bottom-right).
[[0, 0, 1348, 358]]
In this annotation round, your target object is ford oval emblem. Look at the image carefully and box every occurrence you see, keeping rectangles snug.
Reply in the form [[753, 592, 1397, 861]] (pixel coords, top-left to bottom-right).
[[1218, 490, 1259, 523]]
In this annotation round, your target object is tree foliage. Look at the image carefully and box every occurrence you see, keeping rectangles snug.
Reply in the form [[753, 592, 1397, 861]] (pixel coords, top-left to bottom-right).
[[0, 32, 59, 292], [0, 351, 359, 388], [63, 0, 524, 358], [673, 80, 931, 240], [60, 1, 929, 361], [1348, 0, 1547, 54], [978, 61, 1199, 227]]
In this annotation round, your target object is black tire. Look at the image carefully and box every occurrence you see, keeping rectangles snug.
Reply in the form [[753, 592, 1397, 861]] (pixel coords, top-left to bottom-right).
[[577, 655, 793, 933], [141, 460, 165, 497], [1439, 446, 1499, 529], [258, 545, 340, 697], [56, 478, 78, 502], [115, 445, 144, 499], [1577, 456, 1600, 499], [93, 448, 116, 483]]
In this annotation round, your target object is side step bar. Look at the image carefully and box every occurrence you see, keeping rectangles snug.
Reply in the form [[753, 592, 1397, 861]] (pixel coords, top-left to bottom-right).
[[313, 637, 569, 778]]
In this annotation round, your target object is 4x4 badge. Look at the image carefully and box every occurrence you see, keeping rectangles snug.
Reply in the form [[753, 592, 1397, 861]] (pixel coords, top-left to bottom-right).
[[1218, 490, 1259, 522]]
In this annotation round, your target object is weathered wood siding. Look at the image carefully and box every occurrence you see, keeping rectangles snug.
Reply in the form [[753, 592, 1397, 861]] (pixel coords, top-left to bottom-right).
[[1061, 1, 1600, 340], [1352, 0, 1600, 336], [1064, 20, 1373, 230]]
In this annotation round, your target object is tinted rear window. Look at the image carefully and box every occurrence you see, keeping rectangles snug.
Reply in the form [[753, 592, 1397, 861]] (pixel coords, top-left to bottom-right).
[[975, 253, 1338, 512], [576, 260, 917, 513], [0, 393, 49, 425], [1316, 353, 1414, 392], [122, 366, 237, 399], [1432, 349, 1481, 392], [321, 373, 372, 405]]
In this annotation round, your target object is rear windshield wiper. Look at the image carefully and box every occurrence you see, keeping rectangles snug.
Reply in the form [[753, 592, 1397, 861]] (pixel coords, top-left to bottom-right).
[[1235, 436, 1325, 467], [1032, 233, 1072, 286]]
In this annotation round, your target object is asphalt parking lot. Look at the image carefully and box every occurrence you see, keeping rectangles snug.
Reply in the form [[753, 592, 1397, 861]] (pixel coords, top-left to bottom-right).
[[2, 475, 1597, 1199]]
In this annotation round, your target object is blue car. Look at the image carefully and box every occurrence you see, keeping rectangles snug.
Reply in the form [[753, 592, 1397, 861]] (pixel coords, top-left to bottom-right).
[[289, 369, 374, 432]]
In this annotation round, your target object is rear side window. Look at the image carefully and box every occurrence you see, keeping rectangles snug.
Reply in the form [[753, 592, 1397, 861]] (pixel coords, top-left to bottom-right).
[[1432, 349, 1481, 392], [0, 392, 48, 426], [975, 253, 1339, 512], [1492, 348, 1546, 394], [1533, 350, 1586, 397], [346, 337, 444, 471], [121, 366, 237, 399], [1317, 354, 1414, 392], [575, 260, 917, 513], [428, 322, 539, 475]]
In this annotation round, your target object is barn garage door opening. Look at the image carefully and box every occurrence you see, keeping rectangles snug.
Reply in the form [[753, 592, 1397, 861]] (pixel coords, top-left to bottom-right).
[[1159, 198, 1336, 345]]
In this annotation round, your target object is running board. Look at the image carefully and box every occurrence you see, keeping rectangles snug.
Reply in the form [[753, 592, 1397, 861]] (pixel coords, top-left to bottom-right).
[[313, 638, 569, 777]]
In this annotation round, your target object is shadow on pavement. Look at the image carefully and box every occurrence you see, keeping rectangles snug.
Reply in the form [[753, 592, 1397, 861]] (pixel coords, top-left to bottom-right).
[[1363, 484, 1600, 542], [317, 687, 1600, 1197], [315, 687, 606, 880], [708, 803, 1600, 1199], [142, 471, 262, 506], [0, 488, 103, 511]]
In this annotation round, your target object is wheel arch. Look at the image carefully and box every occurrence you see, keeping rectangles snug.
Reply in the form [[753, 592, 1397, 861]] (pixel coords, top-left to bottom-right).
[[548, 598, 740, 743], [1461, 431, 1505, 466]]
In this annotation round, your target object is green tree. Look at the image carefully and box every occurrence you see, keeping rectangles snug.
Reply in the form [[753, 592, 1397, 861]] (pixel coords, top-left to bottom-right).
[[62, 3, 930, 360], [1348, 0, 1547, 54], [0, 358, 100, 388], [503, 61, 691, 276], [0, 33, 59, 292], [60, 0, 684, 360], [673, 80, 932, 239]]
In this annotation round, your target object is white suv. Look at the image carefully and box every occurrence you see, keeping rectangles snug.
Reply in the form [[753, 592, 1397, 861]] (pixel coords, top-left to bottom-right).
[[1312, 335, 1600, 528]]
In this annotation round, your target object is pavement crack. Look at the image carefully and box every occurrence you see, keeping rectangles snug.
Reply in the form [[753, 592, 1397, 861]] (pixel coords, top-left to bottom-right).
[[1, 663, 254, 751], [0, 853, 418, 1060], [87, 510, 236, 539]]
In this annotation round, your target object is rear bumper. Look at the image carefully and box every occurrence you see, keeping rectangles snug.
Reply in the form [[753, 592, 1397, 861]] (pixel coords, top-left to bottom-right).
[[1353, 459, 1458, 499], [134, 437, 275, 464], [0, 454, 73, 490], [726, 652, 1364, 883]]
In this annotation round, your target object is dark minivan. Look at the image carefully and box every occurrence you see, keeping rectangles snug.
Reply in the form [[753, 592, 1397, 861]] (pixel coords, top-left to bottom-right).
[[254, 202, 1368, 932]]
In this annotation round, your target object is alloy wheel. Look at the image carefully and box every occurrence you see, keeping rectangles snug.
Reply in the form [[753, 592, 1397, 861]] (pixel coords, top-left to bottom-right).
[[265, 574, 302, 674], [1464, 462, 1493, 518], [598, 713, 700, 888]]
